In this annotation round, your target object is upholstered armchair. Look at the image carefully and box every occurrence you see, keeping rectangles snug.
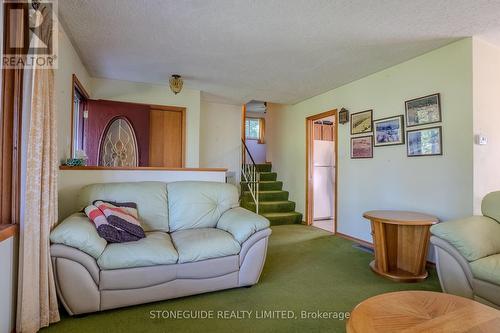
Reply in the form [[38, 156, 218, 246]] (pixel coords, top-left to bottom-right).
[[430, 191, 500, 308]]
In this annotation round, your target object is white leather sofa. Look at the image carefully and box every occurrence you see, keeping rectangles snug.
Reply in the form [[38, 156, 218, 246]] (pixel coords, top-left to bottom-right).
[[50, 181, 271, 315]]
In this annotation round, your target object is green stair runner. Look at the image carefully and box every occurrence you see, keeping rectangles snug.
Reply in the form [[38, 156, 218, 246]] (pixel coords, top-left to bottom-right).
[[241, 163, 303, 225]]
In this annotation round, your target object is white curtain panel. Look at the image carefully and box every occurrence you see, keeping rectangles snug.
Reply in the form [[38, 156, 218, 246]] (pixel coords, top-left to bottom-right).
[[16, 4, 60, 332]]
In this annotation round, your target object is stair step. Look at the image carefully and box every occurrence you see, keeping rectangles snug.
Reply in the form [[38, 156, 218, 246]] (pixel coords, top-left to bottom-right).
[[241, 190, 289, 202], [256, 163, 272, 172], [241, 200, 296, 214], [241, 181, 283, 191], [262, 212, 303, 226], [259, 172, 277, 181]]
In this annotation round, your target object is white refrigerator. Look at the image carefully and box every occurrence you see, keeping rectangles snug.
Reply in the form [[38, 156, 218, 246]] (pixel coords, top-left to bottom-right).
[[313, 140, 335, 220]]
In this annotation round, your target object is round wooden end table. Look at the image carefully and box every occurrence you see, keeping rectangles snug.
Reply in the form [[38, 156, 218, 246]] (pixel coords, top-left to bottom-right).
[[363, 210, 438, 282], [347, 291, 500, 333]]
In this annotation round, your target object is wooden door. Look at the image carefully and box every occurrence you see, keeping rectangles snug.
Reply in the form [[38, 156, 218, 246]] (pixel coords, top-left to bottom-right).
[[149, 109, 185, 167], [86, 99, 150, 166]]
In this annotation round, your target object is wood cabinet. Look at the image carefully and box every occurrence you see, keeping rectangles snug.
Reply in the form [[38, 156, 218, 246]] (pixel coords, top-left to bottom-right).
[[149, 109, 185, 167], [363, 210, 438, 282], [313, 122, 334, 141]]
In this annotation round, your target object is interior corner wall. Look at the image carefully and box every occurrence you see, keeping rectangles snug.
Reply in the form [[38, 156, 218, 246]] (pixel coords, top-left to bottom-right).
[[199, 101, 242, 184], [55, 23, 92, 164], [472, 37, 500, 214], [266, 39, 474, 243], [91, 78, 201, 167]]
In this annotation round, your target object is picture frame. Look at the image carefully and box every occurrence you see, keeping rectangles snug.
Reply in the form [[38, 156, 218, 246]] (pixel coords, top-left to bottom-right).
[[350, 109, 373, 135], [339, 108, 349, 124], [351, 135, 373, 159], [405, 93, 441, 127], [373, 115, 405, 147], [407, 126, 443, 157]]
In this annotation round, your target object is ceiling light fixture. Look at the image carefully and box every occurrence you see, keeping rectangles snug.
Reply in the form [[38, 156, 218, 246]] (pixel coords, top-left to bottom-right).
[[169, 74, 183, 95]]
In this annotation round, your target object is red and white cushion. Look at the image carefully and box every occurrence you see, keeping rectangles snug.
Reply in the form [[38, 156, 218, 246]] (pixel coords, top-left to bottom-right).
[[84, 205, 141, 243], [93, 200, 146, 239]]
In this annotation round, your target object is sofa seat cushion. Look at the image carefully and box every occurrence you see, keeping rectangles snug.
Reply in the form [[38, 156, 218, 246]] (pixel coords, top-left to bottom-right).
[[171, 228, 240, 263], [167, 181, 239, 232], [97, 232, 178, 270], [217, 207, 270, 243], [50, 213, 107, 259], [430, 216, 500, 261], [78, 182, 169, 232], [470, 254, 500, 285]]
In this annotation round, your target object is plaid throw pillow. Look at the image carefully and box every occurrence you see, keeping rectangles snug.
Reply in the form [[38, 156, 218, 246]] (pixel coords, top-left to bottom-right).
[[95, 200, 139, 219], [93, 200, 146, 239], [84, 205, 142, 243]]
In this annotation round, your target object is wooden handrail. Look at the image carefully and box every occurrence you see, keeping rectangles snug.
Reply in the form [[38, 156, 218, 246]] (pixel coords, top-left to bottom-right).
[[241, 138, 257, 166], [241, 139, 260, 214]]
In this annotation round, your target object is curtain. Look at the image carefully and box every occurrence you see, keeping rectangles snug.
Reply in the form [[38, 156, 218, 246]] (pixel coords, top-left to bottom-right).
[[258, 117, 266, 144], [16, 4, 60, 332]]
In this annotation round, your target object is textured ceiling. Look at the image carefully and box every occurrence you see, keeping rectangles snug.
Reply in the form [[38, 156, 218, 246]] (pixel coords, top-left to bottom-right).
[[59, 0, 500, 104]]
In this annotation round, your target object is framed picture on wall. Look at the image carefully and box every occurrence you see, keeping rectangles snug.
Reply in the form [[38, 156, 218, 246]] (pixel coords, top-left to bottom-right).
[[407, 126, 443, 157], [405, 93, 441, 127], [351, 135, 373, 159], [339, 108, 349, 124], [373, 115, 405, 146], [350, 110, 373, 135]]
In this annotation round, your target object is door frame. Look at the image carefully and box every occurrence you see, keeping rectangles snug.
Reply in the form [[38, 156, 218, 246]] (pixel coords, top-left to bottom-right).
[[305, 109, 338, 232]]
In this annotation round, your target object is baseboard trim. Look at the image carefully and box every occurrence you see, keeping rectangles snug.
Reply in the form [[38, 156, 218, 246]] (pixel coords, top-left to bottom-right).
[[335, 232, 435, 267], [335, 232, 373, 248]]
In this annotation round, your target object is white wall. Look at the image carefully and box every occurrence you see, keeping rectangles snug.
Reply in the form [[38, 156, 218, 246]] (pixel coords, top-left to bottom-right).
[[91, 78, 201, 167], [267, 39, 474, 243], [0, 237, 17, 333], [200, 101, 242, 184], [55, 24, 92, 163], [472, 37, 500, 214]]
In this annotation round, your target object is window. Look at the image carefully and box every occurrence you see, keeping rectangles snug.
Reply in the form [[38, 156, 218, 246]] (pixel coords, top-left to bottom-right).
[[71, 74, 89, 157], [245, 117, 265, 143], [99, 117, 139, 167], [0, 1, 28, 227]]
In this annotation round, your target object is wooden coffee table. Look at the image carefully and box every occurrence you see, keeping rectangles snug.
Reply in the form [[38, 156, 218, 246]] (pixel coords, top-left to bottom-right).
[[363, 210, 438, 282], [347, 291, 500, 333]]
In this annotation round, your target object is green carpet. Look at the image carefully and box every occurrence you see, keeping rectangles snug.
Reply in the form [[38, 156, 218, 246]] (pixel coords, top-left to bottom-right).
[[42, 225, 441, 333]]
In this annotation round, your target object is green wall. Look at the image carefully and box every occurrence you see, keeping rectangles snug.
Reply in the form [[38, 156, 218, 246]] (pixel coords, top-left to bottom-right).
[[267, 38, 473, 243]]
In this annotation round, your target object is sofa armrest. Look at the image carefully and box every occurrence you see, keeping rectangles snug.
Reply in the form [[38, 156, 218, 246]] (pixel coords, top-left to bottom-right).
[[430, 236, 474, 298], [50, 213, 107, 259], [430, 216, 500, 262], [217, 207, 270, 244], [51, 244, 100, 284]]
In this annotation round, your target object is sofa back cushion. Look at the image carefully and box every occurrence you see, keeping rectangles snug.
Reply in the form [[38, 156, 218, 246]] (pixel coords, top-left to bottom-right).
[[167, 181, 238, 232], [430, 216, 500, 261], [482, 191, 500, 223], [78, 182, 169, 232]]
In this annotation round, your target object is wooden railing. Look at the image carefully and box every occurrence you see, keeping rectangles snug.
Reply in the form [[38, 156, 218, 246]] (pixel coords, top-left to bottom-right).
[[241, 139, 260, 214]]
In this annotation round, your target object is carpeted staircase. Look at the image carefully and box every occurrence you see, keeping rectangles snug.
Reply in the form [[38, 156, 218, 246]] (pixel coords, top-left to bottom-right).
[[241, 163, 303, 225]]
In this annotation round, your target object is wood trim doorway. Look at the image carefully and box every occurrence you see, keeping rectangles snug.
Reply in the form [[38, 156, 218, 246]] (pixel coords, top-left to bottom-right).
[[306, 109, 338, 232]]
